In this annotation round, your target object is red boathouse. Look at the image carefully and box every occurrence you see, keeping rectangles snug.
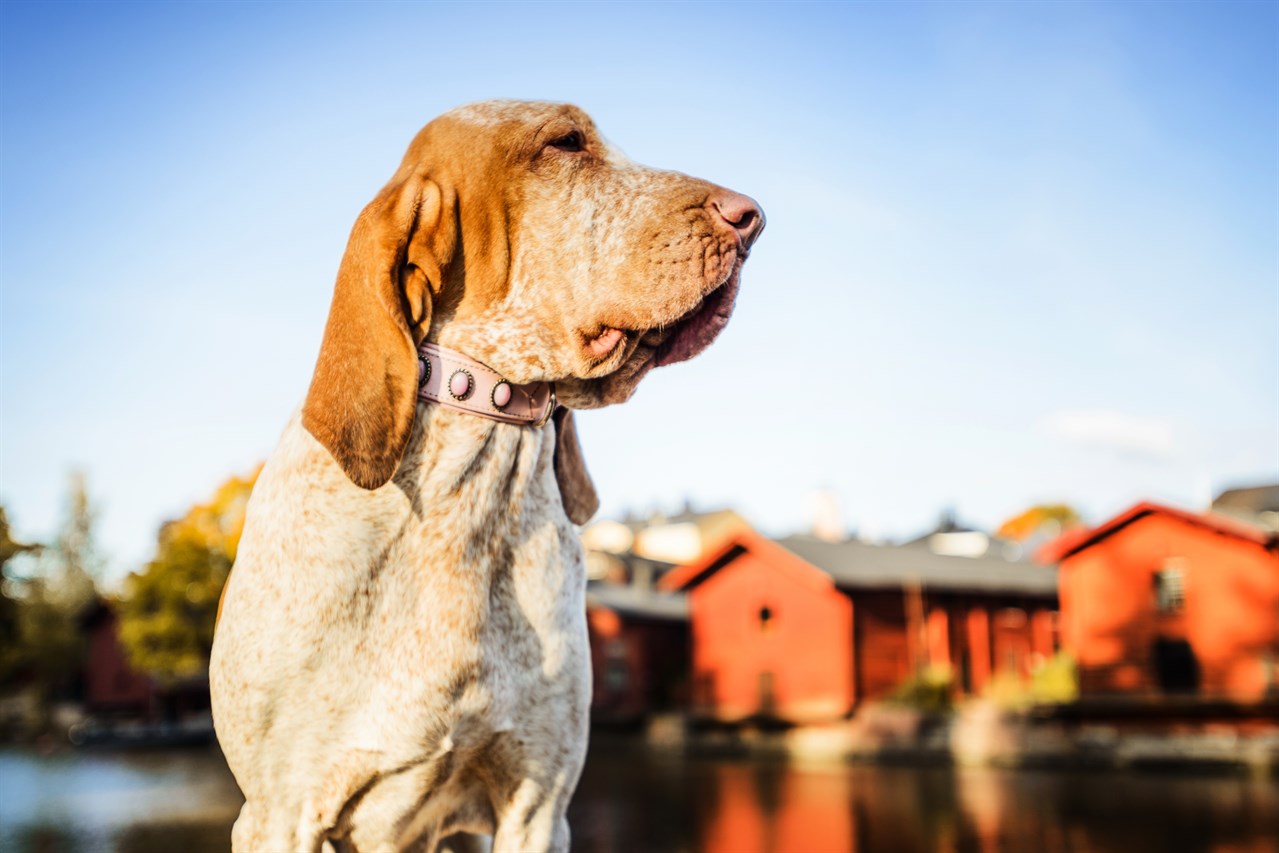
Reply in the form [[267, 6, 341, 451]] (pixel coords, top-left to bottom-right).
[[1041, 502, 1279, 701], [660, 529, 1058, 723]]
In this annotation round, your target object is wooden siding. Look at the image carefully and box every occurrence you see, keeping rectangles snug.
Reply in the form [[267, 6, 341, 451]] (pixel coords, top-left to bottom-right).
[[1058, 510, 1279, 700]]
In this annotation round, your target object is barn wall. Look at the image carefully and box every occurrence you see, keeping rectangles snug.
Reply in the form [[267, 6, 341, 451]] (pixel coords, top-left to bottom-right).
[[1059, 514, 1279, 700], [689, 549, 853, 722]]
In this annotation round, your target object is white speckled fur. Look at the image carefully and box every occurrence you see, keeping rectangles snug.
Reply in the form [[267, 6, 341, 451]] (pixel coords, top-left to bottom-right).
[[213, 406, 586, 852], [209, 100, 760, 853]]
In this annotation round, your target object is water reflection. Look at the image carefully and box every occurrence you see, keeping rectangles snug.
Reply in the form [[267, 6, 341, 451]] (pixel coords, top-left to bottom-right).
[[570, 739, 1279, 853], [1, 742, 1276, 853], [0, 748, 240, 853]]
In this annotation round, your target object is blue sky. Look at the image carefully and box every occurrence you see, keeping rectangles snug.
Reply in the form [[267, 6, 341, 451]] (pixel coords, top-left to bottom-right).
[[2, 1, 1276, 580]]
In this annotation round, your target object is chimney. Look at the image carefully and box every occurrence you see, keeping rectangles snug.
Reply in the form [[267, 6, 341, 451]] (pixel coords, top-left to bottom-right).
[[810, 489, 845, 543]]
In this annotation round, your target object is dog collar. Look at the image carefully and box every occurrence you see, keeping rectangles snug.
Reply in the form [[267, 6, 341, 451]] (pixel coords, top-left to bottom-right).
[[416, 342, 556, 427]]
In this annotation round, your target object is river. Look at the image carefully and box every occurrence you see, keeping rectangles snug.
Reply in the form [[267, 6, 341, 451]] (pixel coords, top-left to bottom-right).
[[1, 739, 1276, 852]]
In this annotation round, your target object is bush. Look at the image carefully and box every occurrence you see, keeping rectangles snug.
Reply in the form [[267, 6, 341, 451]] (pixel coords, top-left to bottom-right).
[[983, 652, 1079, 709], [889, 664, 954, 714]]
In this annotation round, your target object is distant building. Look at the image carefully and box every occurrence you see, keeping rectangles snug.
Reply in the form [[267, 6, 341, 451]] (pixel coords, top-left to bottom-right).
[[80, 599, 212, 722], [659, 529, 1058, 723], [585, 585, 689, 725], [81, 601, 154, 718], [581, 506, 749, 584], [581, 506, 745, 723], [904, 507, 1030, 560], [1040, 502, 1279, 701], [1211, 483, 1279, 533]]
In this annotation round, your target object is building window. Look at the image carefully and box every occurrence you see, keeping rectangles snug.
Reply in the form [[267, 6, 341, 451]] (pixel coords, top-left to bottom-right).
[[604, 637, 628, 693], [605, 662, 628, 693], [1154, 560, 1186, 613], [758, 605, 775, 633]]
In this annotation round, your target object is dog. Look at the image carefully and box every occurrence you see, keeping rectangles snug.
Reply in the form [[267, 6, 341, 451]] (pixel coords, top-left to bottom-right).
[[210, 99, 763, 853]]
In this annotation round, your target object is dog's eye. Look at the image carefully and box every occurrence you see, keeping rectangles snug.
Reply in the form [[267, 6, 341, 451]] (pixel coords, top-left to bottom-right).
[[548, 131, 585, 153]]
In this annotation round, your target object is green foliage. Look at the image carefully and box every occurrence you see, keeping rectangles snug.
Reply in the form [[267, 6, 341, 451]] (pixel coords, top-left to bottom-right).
[[889, 664, 954, 714], [0, 476, 101, 704], [0, 505, 40, 685], [0, 506, 41, 566], [7, 579, 82, 693], [117, 469, 258, 684]]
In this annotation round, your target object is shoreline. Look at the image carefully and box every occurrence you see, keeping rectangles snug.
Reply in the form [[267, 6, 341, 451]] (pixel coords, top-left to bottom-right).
[[622, 699, 1279, 777]]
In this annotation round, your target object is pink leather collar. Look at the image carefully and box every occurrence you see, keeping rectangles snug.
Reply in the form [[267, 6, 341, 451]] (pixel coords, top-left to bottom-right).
[[416, 342, 556, 427]]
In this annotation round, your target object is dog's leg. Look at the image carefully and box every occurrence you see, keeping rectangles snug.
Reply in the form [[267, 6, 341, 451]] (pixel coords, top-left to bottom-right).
[[551, 817, 570, 853], [292, 747, 389, 852], [436, 832, 493, 853], [490, 777, 572, 853], [230, 802, 262, 853], [233, 799, 313, 853]]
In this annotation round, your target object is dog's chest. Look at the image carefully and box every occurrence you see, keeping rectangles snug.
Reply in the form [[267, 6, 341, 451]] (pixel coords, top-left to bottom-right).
[[410, 513, 585, 728], [369, 426, 587, 749]]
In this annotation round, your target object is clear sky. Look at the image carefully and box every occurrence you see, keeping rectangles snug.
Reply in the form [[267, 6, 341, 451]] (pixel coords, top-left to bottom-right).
[[2, 1, 1276, 581]]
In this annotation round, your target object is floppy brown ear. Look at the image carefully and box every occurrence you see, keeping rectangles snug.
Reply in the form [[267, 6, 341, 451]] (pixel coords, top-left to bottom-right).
[[553, 408, 599, 525], [303, 168, 454, 489]]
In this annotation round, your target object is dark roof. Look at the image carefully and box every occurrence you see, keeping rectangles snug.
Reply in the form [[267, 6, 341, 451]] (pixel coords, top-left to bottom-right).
[[586, 584, 688, 621], [1212, 484, 1279, 516], [775, 535, 1057, 596], [1037, 501, 1276, 564]]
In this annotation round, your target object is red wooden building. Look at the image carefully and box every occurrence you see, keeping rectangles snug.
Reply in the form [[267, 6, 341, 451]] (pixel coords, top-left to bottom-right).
[[659, 529, 1058, 723], [586, 584, 690, 725], [81, 601, 155, 717], [1040, 502, 1279, 701], [80, 599, 213, 722]]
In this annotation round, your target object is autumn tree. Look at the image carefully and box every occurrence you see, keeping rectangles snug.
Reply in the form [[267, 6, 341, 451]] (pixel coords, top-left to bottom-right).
[[997, 504, 1083, 542], [118, 467, 259, 684]]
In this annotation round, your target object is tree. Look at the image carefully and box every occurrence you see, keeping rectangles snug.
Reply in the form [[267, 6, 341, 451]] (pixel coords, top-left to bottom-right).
[[43, 471, 102, 614], [0, 506, 42, 685], [0, 474, 103, 707], [0, 506, 41, 567], [118, 467, 259, 684]]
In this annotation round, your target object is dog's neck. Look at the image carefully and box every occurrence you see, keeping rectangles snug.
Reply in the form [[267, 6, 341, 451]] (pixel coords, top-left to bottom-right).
[[393, 401, 561, 545]]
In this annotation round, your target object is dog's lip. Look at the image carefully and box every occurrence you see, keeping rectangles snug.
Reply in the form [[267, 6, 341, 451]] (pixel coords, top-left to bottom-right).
[[586, 327, 625, 358], [653, 270, 741, 367], [579, 325, 634, 369], [583, 256, 744, 370]]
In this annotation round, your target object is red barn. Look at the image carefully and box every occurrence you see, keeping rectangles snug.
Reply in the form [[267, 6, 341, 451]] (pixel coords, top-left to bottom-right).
[[1041, 502, 1279, 701], [81, 601, 155, 717], [586, 585, 690, 725], [661, 529, 1058, 723]]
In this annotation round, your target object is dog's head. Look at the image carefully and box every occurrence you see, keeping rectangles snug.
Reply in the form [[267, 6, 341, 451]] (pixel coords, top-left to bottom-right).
[[303, 100, 764, 520]]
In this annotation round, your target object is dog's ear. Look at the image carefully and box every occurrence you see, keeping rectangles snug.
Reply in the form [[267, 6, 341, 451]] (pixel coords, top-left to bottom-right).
[[553, 408, 599, 525], [303, 168, 455, 490]]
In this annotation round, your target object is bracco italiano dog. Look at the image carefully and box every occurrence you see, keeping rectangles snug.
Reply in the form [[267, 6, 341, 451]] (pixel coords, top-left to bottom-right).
[[210, 100, 764, 853]]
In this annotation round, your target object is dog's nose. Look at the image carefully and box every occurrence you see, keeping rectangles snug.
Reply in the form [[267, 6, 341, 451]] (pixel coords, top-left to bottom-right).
[[710, 191, 765, 251]]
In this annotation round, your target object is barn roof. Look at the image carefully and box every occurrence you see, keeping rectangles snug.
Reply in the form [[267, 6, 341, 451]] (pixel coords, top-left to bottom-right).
[[586, 583, 689, 621], [1036, 501, 1277, 564], [777, 536, 1058, 596], [1211, 483, 1279, 532], [660, 527, 1056, 597], [1212, 483, 1279, 516]]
